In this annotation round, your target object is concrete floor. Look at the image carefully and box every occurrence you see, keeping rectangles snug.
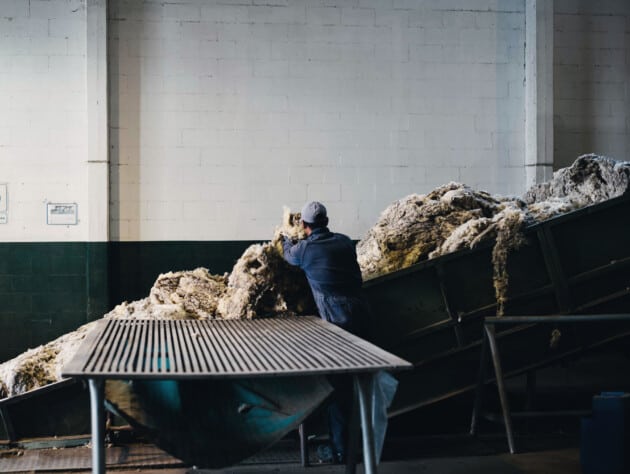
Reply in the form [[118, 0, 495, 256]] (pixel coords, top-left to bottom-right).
[[108, 448, 581, 474], [0, 436, 582, 474]]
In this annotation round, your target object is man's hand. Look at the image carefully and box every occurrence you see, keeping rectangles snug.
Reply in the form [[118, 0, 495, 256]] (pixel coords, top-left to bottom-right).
[[281, 233, 295, 246]]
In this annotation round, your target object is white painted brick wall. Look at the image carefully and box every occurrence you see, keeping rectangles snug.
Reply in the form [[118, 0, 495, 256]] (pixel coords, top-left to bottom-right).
[[554, 0, 630, 168], [110, 0, 530, 241], [6, 0, 623, 243], [0, 0, 87, 241]]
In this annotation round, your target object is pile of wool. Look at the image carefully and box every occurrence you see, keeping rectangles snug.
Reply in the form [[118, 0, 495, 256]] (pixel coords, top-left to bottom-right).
[[0, 322, 97, 398], [354, 183, 532, 316], [216, 206, 314, 319], [524, 154, 630, 221], [356, 183, 529, 279], [216, 241, 315, 319], [107, 268, 228, 321], [356, 154, 630, 316], [0, 210, 314, 398], [358, 154, 630, 281]]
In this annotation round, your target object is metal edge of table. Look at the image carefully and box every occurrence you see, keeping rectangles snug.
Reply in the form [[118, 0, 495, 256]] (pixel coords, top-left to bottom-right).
[[308, 317, 414, 369], [61, 319, 110, 378]]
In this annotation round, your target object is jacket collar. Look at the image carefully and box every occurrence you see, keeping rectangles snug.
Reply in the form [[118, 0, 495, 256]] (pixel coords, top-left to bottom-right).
[[307, 227, 330, 240]]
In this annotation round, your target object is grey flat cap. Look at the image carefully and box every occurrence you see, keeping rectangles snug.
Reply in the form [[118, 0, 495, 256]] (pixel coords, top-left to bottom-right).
[[301, 201, 327, 224]]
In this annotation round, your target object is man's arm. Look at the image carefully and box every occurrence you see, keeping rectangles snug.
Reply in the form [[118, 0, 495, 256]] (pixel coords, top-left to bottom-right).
[[282, 236, 305, 267]]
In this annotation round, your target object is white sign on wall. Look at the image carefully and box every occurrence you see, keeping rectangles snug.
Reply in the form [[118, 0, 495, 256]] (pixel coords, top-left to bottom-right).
[[47, 203, 78, 225]]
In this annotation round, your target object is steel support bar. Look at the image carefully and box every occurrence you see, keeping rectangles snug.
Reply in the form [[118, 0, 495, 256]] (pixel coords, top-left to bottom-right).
[[473, 313, 630, 454], [485, 324, 515, 454], [484, 410, 591, 420], [298, 423, 308, 467], [486, 314, 630, 324], [436, 263, 464, 348], [345, 387, 360, 474], [470, 328, 489, 435], [355, 374, 377, 474], [88, 378, 105, 474]]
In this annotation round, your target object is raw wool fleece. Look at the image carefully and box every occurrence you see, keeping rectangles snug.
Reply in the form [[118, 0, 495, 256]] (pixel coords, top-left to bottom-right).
[[105, 268, 228, 321], [356, 183, 528, 279], [524, 155, 630, 221], [490, 208, 528, 316], [524, 154, 630, 206], [216, 242, 315, 319], [149, 268, 228, 319], [355, 184, 532, 316], [0, 210, 315, 398], [0, 322, 97, 397], [356, 154, 630, 316], [217, 206, 314, 319], [358, 154, 630, 281]]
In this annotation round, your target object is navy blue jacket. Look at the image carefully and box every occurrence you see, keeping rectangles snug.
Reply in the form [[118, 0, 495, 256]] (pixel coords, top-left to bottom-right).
[[282, 228, 368, 332], [282, 227, 363, 297]]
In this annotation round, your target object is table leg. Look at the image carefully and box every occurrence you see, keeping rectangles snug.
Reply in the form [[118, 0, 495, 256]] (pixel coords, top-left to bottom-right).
[[299, 422, 309, 467], [345, 385, 360, 474], [88, 379, 105, 474], [354, 374, 377, 474]]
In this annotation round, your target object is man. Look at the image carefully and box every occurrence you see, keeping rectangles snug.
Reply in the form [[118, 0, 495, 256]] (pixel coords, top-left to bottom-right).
[[282, 201, 370, 464]]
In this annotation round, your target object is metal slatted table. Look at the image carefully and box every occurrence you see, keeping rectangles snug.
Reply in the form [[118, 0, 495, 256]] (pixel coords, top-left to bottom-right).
[[63, 316, 412, 474]]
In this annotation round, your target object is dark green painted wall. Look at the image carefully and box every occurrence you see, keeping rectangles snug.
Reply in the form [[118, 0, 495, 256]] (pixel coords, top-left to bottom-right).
[[0, 241, 256, 362], [108, 241, 256, 304]]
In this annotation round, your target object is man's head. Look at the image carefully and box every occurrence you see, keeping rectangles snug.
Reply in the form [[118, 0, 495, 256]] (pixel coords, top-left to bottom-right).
[[301, 201, 329, 233]]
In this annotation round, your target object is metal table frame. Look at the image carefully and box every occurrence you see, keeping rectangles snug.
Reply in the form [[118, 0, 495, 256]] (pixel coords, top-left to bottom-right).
[[63, 317, 411, 474], [470, 314, 630, 453]]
